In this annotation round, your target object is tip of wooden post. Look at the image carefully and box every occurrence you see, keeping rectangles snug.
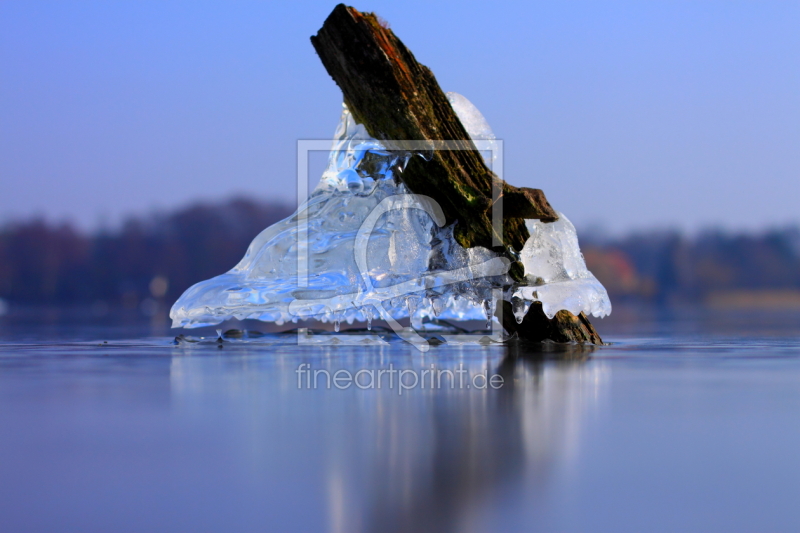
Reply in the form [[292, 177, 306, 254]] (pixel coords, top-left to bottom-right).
[[491, 186, 559, 222]]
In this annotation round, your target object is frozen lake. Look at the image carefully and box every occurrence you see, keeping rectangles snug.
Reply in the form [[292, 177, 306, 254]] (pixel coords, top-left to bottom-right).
[[1, 307, 799, 532]]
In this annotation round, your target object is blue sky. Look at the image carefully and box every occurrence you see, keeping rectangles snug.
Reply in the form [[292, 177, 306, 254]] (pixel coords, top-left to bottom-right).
[[1, 0, 798, 234]]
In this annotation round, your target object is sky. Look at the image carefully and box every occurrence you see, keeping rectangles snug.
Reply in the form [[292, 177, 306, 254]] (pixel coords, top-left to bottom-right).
[[1, 0, 798, 235]]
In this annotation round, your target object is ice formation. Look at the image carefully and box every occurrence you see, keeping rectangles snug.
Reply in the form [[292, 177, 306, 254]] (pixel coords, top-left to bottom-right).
[[170, 93, 610, 329]]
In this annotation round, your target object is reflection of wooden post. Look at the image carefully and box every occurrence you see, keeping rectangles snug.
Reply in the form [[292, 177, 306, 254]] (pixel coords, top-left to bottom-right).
[[312, 4, 602, 344]]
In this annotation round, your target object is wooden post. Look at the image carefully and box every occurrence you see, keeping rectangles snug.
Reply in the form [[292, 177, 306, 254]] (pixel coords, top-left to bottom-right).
[[312, 4, 602, 344]]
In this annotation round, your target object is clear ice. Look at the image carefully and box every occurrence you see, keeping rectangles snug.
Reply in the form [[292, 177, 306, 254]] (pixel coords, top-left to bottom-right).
[[170, 93, 611, 329]]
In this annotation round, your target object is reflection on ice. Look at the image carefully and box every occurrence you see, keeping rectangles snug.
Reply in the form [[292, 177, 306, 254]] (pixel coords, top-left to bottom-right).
[[168, 345, 608, 532]]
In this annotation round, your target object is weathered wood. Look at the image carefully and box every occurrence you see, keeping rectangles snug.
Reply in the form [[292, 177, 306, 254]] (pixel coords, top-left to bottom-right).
[[494, 187, 559, 222], [312, 4, 602, 344], [311, 4, 556, 255], [496, 301, 604, 344]]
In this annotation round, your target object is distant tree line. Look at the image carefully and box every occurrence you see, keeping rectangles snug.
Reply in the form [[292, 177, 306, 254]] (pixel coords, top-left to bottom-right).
[[1, 198, 798, 309], [0, 198, 294, 310], [582, 228, 800, 305]]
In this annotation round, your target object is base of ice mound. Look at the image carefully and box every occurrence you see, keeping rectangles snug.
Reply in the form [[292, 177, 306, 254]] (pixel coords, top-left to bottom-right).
[[170, 93, 611, 329]]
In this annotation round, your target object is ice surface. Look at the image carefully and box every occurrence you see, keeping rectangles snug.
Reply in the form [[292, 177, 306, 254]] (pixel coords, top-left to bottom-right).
[[170, 93, 610, 329]]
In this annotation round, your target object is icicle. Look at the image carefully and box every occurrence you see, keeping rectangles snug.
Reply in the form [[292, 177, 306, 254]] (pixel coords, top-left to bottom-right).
[[481, 299, 492, 330], [333, 311, 341, 332], [430, 296, 444, 318], [407, 296, 424, 330], [512, 296, 532, 324], [364, 306, 373, 331], [405, 296, 418, 319]]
